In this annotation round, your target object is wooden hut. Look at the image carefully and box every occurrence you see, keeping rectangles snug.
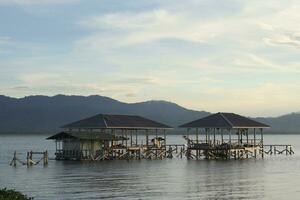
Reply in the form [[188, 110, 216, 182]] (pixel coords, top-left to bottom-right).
[[47, 131, 125, 160], [47, 114, 172, 160], [179, 112, 270, 160]]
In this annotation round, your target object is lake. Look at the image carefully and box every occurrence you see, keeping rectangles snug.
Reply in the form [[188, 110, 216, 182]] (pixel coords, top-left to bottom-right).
[[0, 134, 299, 200]]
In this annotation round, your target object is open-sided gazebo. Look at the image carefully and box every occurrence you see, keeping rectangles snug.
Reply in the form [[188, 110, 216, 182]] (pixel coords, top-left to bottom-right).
[[47, 114, 172, 160], [179, 112, 270, 160]]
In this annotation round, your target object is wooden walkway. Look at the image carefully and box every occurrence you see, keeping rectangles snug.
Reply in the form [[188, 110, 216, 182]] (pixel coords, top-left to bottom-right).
[[164, 143, 294, 160], [263, 145, 294, 155]]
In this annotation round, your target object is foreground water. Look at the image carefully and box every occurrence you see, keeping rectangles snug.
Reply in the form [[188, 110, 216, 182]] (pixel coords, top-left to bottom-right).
[[0, 134, 300, 200]]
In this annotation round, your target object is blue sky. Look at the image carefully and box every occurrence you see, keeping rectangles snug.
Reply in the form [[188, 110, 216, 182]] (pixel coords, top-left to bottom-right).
[[0, 0, 300, 117]]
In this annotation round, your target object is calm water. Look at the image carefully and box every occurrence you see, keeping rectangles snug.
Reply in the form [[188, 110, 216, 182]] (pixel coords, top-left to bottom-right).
[[0, 134, 300, 200]]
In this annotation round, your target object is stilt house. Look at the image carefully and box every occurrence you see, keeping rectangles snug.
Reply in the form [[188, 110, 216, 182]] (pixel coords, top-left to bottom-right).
[[179, 112, 270, 159], [47, 114, 172, 160]]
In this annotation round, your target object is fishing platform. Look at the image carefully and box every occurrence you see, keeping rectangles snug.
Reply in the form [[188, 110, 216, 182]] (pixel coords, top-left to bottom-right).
[[44, 112, 294, 162], [179, 112, 294, 160], [47, 114, 171, 161]]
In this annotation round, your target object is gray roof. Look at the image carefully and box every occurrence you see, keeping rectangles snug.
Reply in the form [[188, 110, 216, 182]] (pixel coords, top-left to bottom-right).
[[47, 131, 127, 141], [179, 112, 270, 129], [62, 114, 172, 130]]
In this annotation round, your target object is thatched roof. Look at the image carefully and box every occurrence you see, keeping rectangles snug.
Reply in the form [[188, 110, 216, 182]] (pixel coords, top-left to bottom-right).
[[47, 131, 127, 141], [62, 114, 172, 130], [179, 112, 270, 129]]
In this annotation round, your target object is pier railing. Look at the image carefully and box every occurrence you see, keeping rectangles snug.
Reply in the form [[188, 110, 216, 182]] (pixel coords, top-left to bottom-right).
[[263, 145, 294, 155]]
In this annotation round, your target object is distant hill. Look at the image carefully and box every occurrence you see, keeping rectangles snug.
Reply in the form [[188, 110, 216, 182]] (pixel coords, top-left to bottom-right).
[[0, 95, 299, 134], [255, 113, 300, 134], [0, 95, 209, 133]]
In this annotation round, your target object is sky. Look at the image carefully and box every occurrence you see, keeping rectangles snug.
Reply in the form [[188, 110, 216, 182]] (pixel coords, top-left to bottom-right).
[[0, 0, 300, 117]]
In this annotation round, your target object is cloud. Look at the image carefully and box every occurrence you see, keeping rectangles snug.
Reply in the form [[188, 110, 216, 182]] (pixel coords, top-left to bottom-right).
[[11, 72, 156, 102], [111, 77, 157, 85], [263, 33, 300, 48], [77, 9, 236, 47], [2, 0, 300, 116], [189, 82, 300, 117], [0, 0, 80, 5], [231, 53, 300, 73], [0, 36, 11, 44], [10, 86, 30, 91]]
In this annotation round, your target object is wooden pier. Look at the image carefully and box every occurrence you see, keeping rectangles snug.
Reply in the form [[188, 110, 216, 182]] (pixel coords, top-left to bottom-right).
[[10, 150, 48, 167], [164, 143, 294, 160], [178, 112, 295, 160], [263, 145, 294, 155]]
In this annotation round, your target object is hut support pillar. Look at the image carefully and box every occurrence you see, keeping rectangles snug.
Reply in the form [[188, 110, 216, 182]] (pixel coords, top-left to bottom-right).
[[254, 128, 257, 158], [146, 130, 149, 158], [238, 129, 240, 146], [187, 128, 191, 159], [135, 130, 138, 147], [155, 129, 158, 159], [130, 130, 133, 147], [213, 128, 216, 146], [125, 130, 128, 148], [229, 130, 232, 145], [164, 130, 167, 158], [261, 128, 264, 159], [205, 128, 208, 144], [221, 129, 224, 144], [196, 128, 199, 160]]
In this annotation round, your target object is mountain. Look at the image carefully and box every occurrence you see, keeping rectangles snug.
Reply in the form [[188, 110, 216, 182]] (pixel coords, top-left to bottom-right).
[[0, 95, 209, 133], [255, 113, 300, 134], [0, 94, 299, 134]]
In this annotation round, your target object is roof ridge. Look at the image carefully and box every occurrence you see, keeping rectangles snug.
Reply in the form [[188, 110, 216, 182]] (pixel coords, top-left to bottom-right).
[[219, 112, 234, 128]]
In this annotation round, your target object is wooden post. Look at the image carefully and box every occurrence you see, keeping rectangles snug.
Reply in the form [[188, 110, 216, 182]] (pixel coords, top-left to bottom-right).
[[208, 129, 210, 145], [221, 129, 224, 144], [155, 129, 158, 159], [237, 129, 240, 146], [196, 128, 199, 160], [261, 128, 264, 158], [27, 151, 30, 166], [44, 151, 48, 165], [178, 147, 181, 158], [30, 151, 33, 165], [130, 130, 133, 147], [125, 130, 128, 147], [164, 129, 167, 158], [146, 130, 149, 158], [213, 128, 216, 146], [229, 129, 232, 145], [135, 130, 138, 147], [121, 129, 124, 145], [55, 141, 58, 153], [12, 151, 17, 167], [146, 130, 149, 147], [246, 129, 249, 145]]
